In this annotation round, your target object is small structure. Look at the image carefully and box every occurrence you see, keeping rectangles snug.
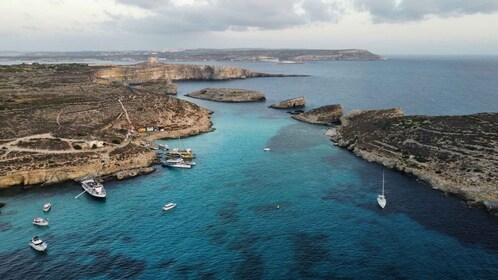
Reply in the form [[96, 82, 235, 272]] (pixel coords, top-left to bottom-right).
[[147, 57, 158, 64]]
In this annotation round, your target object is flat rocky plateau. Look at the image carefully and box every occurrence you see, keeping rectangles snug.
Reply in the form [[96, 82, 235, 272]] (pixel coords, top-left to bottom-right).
[[0, 62, 276, 188], [186, 88, 266, 102], [330, 108, 498, 213]]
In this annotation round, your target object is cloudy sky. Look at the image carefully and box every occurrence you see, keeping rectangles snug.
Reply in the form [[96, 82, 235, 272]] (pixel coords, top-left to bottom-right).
[[1, 0, 498, 55]]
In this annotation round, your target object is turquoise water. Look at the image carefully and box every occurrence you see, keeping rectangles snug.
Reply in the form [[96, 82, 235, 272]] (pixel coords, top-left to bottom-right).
[[1, 57, 498, 279]]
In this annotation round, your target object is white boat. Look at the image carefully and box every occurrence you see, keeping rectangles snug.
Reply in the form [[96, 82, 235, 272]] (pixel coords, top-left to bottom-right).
[[161, 158, 191, 169], [159, 144, 169, 151], [162, 202, 176, 211], [377, 172, 387, 209], [43, 203, 51, 212], [81, 179, 106, 198], [33, 217, 49, 226], [29, 236, 47, 252], [264, 147, 271, 152]]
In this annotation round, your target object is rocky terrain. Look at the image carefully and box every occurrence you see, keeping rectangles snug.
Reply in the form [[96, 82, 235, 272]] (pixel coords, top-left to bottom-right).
[[0, 62, 279, 189], [1, 49, 383, 62], [269, 97, 305, 109], [292, 104, 343, 125], [186, 88, 266, 103], [330, 108, 498, 213]]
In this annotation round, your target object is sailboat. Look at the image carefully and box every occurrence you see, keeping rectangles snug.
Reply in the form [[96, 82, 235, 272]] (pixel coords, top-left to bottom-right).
[[377, 172, 387, 209]]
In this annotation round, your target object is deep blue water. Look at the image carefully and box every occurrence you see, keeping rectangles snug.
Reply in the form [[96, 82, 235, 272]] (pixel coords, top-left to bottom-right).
[[1, 57, 498, 279]]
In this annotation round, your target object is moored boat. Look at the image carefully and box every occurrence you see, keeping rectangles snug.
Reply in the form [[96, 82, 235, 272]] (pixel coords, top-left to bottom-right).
[[43, 203, 51, 212], [162, 203, 176, 211], [29, 236, 47, 252], [161, 158, 191, 169], [33, 217, 49, 226], [81, 179, 106, 198], [264, 147, 271, 152]]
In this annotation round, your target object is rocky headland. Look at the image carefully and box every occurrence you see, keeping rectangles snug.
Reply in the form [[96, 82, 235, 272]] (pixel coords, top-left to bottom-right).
[[186, 88, 266, 103], [0, 62, 280, 189], [269, 97, 305, 109], [292, 104, 343, 125], [330, 108, 498, 213]]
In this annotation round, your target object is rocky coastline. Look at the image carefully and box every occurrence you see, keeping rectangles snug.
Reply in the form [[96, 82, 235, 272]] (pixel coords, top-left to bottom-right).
[[186, 88, 266, 103], [0, 62, 279, 189], [330, 108, 498, 214]]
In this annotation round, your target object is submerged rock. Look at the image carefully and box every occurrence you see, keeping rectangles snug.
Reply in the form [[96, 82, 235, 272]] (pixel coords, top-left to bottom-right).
[[0, 202, 5, 208], [186, 88, 266, 103], [269, 97, 305, 109], [291, 104, 343, 125]]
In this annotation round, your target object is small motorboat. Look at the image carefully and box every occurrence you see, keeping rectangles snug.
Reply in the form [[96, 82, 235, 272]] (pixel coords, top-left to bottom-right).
[[29, 236, 47, 252], [159, 144, 170, 151], [33, 217, 49, 226], [264, 147, 271, 152], [43, 203, 51, 212], [162, 203, 176, 211], [377, 172, 387, 209]]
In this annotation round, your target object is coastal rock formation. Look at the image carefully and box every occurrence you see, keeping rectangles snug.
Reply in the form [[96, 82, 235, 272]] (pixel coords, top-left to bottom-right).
[[292, 104, 343, 125], [269, 97, 305, 109], [331, 108, 498, 213], [186, 88, 266, 103], [0, 63, 214, 189], [131, 80, 177, 95]]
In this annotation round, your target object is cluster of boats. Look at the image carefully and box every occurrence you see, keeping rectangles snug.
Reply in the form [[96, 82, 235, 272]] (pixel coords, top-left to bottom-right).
[[30, 202, 52, 252], [161, 148, 196, 169]]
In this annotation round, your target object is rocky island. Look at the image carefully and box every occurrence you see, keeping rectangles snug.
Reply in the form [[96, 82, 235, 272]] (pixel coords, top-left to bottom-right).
[[0, 62, 278, 189], [292, 104, 343, 125], [269, 97, 305, 109], [186, 88, 266, 103], [330, 108, 498, 213]]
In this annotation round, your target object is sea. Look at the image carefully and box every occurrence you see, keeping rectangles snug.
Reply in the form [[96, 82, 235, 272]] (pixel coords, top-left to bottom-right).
[[0, 56, 497, 279]]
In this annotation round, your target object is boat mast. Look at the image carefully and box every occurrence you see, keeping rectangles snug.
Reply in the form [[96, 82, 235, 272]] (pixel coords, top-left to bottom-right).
[[382, 171, 385, 196]]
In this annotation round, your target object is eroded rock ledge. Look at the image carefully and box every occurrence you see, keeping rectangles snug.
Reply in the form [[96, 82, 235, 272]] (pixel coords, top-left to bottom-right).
[[292, 104, 343, 125], [330, 108, 498, 213], [186, 88, 266, 103], [269, 97, 305, 109]]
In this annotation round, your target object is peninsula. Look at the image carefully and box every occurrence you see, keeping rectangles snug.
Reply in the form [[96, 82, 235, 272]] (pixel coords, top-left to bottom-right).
[[0, 62, 280, 188], [330, 108, 498, 213]]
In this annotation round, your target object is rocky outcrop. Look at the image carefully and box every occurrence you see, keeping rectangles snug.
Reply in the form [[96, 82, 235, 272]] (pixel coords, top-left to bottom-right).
[[131, 80, 177, 95], [331, 108, 498, 213], [269, 97, 305, 109], [0, 202, 5, 208], [102, 167, 156, 181], [186, 88, 266, 103], [292, 104, 343, 125]]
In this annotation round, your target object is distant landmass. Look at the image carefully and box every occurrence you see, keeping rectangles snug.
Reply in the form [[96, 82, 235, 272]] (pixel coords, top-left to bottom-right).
[[0, 49, 383, 62]]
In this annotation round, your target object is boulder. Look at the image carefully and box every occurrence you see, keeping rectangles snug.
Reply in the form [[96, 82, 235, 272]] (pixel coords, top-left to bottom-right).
[[186, 88, 266, 103], [291, 104, 343, 125], [269, 96, 305, 109]]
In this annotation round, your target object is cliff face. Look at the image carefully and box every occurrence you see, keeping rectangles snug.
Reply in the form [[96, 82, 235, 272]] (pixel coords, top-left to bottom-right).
[[269, 97, 305, 109], [94, 63, 278, 83], [0, 63, 213, 189], [292, 104, 343, 125], [331, 108, 498, 212], [186, 88, 266, 103]]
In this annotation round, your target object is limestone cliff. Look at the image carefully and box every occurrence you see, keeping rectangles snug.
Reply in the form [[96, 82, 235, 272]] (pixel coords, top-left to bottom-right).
[[292, 104, 343, 125], [331, 108, 498, 213], [269, 97, 305, 109], [186, 88, 266, 103]]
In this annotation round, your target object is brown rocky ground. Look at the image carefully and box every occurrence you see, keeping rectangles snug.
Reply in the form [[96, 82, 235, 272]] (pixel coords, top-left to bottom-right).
[[330, 108, 498, 213], [292, 104, 343, 125], [186, 88, 266, 103], [0, 62, 272, 188]]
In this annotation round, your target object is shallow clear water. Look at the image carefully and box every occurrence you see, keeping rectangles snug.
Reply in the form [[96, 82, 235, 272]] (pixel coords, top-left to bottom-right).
[[1, 57, 497, 279]]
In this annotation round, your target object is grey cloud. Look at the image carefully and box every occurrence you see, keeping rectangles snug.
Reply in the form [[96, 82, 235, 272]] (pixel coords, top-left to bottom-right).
[[111, 0, 344, 34], [353, 0, 498, 23]]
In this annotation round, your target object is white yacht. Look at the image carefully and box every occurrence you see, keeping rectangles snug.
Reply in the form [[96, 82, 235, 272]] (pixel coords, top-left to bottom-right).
[[43, 203, 51, 212], [161, 158, 191, 169], [81, 179, 106, 198], [29, 236, 47, 252], [264, 147, 271, 152], [33, 217, 49, 226], [162, 203, 176, 211], [377, 172, 387, 209]]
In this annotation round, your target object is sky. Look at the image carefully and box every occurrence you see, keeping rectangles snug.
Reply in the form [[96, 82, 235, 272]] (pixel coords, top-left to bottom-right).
[[1, 0, 498, 55]]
